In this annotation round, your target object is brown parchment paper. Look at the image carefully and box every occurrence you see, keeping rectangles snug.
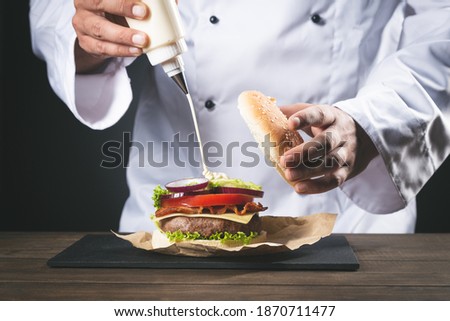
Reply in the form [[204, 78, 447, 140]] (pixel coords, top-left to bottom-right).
[[114, 213, 336, 257]]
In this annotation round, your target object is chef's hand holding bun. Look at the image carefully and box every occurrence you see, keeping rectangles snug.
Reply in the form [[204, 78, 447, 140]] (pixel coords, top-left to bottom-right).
[[238, 91, 378, 195]]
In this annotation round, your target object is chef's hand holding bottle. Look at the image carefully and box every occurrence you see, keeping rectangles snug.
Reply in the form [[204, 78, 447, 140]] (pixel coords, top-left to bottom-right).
[[72, 0, 151, 73]]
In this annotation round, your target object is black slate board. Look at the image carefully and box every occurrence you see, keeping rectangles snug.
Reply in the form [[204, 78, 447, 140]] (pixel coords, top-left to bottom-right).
[[47, 234, 359, 271]]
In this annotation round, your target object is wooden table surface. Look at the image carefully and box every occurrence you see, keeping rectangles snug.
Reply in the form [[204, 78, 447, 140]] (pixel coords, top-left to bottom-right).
[[1, 232, 449, 300]]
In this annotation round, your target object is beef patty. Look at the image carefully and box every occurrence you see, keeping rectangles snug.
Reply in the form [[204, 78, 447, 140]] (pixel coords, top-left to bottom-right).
[[159, 214, 262, 238]]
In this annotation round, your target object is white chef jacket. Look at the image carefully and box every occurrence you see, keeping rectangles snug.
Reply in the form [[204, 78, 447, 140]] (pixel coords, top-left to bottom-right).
[[29, 0, 450, 233]]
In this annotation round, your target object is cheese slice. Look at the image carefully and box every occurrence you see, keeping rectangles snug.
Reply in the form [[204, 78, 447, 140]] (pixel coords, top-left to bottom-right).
[[153, 212, 257, 224]]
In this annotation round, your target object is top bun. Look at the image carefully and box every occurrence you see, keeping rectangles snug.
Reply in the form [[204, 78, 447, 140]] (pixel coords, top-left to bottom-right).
[[238, 90, 303, 186]]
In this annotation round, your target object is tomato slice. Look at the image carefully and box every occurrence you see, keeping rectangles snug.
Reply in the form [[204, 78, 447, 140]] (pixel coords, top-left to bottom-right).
[[160, 193, 254, 208]]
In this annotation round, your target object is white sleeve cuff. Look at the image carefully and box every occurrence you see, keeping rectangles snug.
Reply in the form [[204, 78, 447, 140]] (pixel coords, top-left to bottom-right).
[[334, 94, 410, 214], [74, 58, 133, 130], [334, 89, 432, 214], [339, 154, 405, 214], [30, 0, 134, 130]]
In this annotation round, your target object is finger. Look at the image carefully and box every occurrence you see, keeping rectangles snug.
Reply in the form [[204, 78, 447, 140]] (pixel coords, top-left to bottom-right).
[[279, 103, 313, 119], [76, 13, 149, 48], [279, 141, 320, 169], [283, 146, 348, 181], [288, 105, 336, 131], [76, 0, 150, 20], [77, 33, 143, 58], [293, 166, 350, 194], [85, 16, 150, 48], [281, 128, 343, 168], [284, 159, 338, 183]]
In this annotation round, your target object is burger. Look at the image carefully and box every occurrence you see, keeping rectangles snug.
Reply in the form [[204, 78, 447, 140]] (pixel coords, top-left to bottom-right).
[[151, 90, 302, 246], [151, 177, 268, 245]]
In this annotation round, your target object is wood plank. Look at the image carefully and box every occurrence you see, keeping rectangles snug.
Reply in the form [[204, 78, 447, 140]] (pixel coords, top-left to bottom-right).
[[1, 282, 449, 300], [345, 234, 450, 261], [2, 233, 450, 301], [0, 232, 89, 259], [1, 258, 449, 287], [2, 233, 450, 261]]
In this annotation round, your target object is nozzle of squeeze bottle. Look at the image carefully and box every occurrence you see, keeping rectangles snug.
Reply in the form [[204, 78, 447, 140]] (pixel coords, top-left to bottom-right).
[[162, 55, 189, 95], [147, 47, 189, 95]]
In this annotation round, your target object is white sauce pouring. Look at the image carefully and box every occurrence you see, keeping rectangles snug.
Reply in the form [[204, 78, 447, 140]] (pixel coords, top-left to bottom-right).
[[186, 94, 229, 180]]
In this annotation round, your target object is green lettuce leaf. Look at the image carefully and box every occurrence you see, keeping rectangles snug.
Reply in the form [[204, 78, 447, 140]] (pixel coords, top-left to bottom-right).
[[165, 230, 259, 245], [208, 178, 262, 190], [152, 185, 170, 209]]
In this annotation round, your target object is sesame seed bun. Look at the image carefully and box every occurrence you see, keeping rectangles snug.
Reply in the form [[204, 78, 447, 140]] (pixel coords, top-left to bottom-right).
[[238, 90, 303, 186]]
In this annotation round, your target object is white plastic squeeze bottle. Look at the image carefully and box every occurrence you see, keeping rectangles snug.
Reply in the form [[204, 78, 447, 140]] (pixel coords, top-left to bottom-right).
[[126, 0, 189, 94], [127, 0, 227, 179]]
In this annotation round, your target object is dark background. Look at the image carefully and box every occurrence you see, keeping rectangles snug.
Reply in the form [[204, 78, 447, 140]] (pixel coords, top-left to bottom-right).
[[0, 2, 136, 232], [1, 2, 449, 232]]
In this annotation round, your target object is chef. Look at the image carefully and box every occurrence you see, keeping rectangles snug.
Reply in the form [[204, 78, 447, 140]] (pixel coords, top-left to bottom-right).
[[29, 0, 450, 233]]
